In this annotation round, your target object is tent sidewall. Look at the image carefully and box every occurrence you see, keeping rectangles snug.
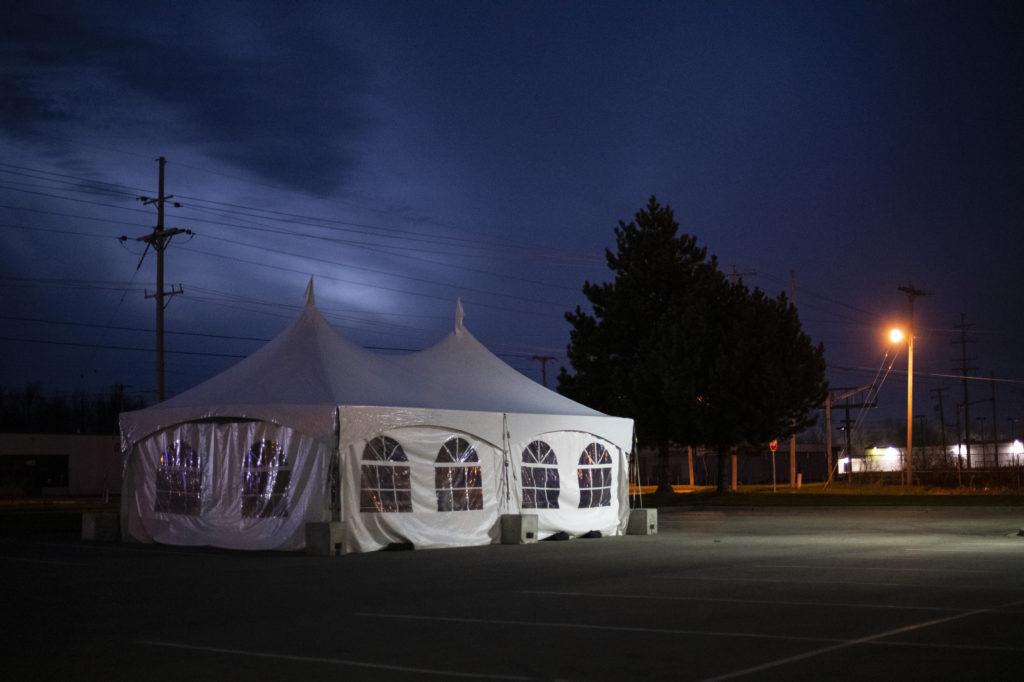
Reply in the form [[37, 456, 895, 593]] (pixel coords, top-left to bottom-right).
[[121, 419, 332, 550], [338, 406, 632, 552]]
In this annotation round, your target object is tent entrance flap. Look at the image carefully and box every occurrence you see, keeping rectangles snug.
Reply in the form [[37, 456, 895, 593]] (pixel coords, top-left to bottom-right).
[[122, 420, 332, 550]]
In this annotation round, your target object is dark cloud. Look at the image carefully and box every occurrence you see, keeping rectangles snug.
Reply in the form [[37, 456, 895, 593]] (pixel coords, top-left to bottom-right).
[[0, 5, 109, 135], [2, 2, 372, 195], [0, 74, 70, 133]]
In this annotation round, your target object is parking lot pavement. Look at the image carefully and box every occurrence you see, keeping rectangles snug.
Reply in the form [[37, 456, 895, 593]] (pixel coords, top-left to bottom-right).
[[3, 506, 1023, 681]]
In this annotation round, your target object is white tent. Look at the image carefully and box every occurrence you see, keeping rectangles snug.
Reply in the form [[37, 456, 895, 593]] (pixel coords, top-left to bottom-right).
[[119, 282, 634, 552]]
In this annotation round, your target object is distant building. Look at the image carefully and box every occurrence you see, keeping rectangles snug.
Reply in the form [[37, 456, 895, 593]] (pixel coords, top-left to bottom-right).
[[840, 440, 1024, 473], [0, 434, 120, 497]]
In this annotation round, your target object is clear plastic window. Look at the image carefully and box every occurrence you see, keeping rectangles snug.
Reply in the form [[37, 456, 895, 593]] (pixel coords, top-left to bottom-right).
[[241, 439, 291, 518], [577, 443, 612, 508], [155, 440, 202, 515], [360, 436, 412, 513], [521, 440, 559, 509], [435, 437, 483, 512]]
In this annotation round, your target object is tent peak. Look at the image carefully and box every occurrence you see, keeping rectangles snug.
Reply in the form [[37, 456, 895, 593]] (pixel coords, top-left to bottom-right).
[[304, 277, 315, 306], [455, 298, 465, 334]]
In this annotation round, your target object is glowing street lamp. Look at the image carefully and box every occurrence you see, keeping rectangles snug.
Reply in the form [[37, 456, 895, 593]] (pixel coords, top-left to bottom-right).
[[889, 326, 914, 485]]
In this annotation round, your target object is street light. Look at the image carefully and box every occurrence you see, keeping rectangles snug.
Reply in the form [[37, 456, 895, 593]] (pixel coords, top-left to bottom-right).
[[890, 326, 913, 486]]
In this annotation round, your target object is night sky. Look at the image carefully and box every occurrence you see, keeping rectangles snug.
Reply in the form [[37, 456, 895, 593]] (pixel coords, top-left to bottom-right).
[[2, 1, 1022, 441]]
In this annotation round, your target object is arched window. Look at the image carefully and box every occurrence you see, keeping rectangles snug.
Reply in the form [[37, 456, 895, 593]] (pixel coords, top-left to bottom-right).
[[577, 443, 612, 508], [522, 440, 559, 509], [360, 436, 412, 512], [435, 437, 483, 512], [241, 439, 290, 518], [155, 440, 202, 515]]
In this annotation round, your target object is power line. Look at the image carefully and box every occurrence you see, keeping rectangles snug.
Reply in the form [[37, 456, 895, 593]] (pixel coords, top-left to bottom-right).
[[1, 160, 603, 267], [2, 165, 599, 309], [0, 335, 245, 358], [0, 315, 267, 342], [0, 333, 550, 365]]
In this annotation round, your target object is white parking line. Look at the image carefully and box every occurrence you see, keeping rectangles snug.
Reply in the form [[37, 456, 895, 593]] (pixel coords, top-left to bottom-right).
[[752, 563, 990, 573], [358, 604, 1024, 659], [696, 598, 1024, 682], [137, 640, 533, 680], [663, 575, 923, 588], [524, 589, 962, 612], [357, 612, 845, 645]]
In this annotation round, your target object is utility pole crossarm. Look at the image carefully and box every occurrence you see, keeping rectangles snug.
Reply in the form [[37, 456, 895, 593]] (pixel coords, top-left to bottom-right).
[[136, 227, 190, 244], [831, 384, 874, 402]]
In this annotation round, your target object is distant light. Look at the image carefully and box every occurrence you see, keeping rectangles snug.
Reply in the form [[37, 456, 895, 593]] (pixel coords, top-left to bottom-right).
[[1012, 439, 1024, 456], [867, 446, 902, 471], [889, 328, 904, 344]]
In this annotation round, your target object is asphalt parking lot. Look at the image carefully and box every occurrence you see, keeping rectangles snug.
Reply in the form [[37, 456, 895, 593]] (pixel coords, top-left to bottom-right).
[[3, 506, 1023, 681]]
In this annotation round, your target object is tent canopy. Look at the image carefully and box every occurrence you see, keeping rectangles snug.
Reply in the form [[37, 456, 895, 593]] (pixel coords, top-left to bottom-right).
[[121, 284, 627, 451], [119, 280, 634, 552]]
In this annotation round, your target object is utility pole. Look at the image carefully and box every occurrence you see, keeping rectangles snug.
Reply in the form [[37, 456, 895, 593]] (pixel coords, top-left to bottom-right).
[[953, 314, 976, 468], [991, 373, 998, 468], [932, 387, 952, 477], [823, 384, 874, 484], [841, 400, 856, 480], [532, 355, 555, 387], [133, 157, 189, 402], [898, 284, 927, 486], [977, 417, 987, 464], [932, 388, 948, 451], [825, 392, 833, 483], [789, 269, 797, 487]]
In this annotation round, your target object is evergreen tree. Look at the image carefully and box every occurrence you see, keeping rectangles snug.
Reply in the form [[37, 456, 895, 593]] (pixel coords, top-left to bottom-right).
[[559, 197, 827, 492]]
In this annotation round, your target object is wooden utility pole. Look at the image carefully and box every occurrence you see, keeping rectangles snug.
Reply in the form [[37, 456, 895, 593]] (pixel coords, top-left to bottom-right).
[[824, 385, 875, 484], [532, 355, 555, 387], [953, 314, 976, 468], [932, 387, 951, 463], [825, 392, 833, 483], [135, 157, 188, 402], [933, 387, 960, 485], [789, 269, 797, 487], [991, 373, 999, 468]]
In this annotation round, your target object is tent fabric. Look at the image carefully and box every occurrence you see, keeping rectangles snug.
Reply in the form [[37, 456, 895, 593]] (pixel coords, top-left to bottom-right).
[[388, 313, 612, 420], [335, 406, 631, 552], [119, 284, 634, 553], [122, 420, 331, 550], [119, 293, 400, 447]]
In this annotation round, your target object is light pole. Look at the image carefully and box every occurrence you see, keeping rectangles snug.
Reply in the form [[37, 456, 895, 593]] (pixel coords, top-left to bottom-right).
[[895, 285, 926, 485], [890, 327, 913, 485]]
